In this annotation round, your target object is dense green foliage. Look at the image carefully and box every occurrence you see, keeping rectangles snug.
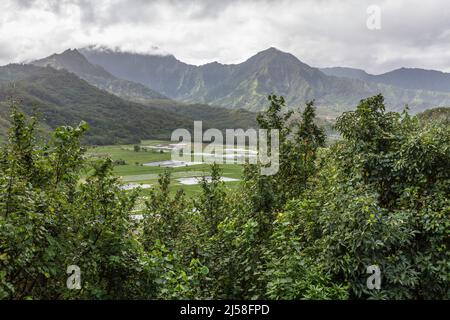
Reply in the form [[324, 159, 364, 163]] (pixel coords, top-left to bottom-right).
[[0, 94, 448, 300], [417, 107, 450, 125]]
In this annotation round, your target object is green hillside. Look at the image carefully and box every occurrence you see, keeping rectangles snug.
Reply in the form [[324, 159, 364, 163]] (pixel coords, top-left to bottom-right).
[[0, 64, 193, 144], [143, 99, 258, 129], [0, 64, 259, 145]]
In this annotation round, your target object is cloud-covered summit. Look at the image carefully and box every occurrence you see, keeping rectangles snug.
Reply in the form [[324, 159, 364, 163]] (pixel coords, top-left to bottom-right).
[[1, 0, 449, 73]]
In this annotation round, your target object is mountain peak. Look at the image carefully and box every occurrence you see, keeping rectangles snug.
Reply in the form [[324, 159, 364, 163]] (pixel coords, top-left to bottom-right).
[[62, 48, 80, 54], [32, 49, 167, 100], [32, 48, 111, 78], [252, 47, 306, 64], [258, 47, 287, 56], [243, 46, 313, 73], [36, 48, 91, 67], [62, 48, 83, 55]]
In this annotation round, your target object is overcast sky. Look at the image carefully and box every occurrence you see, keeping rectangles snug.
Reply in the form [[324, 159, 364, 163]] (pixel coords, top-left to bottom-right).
[[1, 0, 449, 74]]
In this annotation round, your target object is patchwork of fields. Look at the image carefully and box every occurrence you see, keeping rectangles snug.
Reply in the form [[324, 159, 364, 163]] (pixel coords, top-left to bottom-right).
[[87, 140, 245, 198]]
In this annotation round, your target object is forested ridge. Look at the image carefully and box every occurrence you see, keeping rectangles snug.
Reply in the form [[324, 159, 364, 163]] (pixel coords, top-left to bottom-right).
[[0, 64, 258, 145], [0, 94, 448, 299]]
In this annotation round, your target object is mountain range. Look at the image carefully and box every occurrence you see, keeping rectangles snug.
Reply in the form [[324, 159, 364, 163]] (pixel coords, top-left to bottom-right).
[[0, 64, 256, 144], [320, 66, 450, 93], [1, 45, 449, 144], [32, 49, 167, 101], [81, 46, 450, 114]]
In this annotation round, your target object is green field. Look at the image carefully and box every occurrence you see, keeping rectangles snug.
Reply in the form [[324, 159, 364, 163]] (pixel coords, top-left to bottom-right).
[[87, 140, 245, 198]]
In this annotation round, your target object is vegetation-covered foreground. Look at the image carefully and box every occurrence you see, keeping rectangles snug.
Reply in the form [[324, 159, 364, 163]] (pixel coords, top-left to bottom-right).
[[0, 95, 448, 299]]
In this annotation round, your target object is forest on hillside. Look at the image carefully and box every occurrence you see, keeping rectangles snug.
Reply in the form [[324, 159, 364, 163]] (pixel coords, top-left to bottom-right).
[[0, 64, 259, 145], [0, 94, 448, 300]]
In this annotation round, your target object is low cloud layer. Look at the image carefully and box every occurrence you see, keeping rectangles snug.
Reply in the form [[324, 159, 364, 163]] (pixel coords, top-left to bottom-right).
[[1, 0, 449, 73]]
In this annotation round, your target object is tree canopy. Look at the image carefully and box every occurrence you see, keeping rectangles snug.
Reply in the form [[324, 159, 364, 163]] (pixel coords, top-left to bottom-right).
[[0, 95, 448, 300]]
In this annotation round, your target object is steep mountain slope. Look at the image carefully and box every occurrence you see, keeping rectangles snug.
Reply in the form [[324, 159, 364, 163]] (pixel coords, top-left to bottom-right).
[[32, 49, 167, 101], [375, 68, 450, 93], [321, 66, 450, 93], [81, 46, 450, 114], [142, 99, 258, 129], [81, 47, 330, 109], [0, 64, 192, 144], [0, 64, 259, 144], [81, 47, 212, 100], [320, 67, 374, 82]]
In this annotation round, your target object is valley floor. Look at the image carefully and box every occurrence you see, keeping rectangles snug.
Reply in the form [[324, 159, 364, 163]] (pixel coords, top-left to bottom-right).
[[87, 140, 245, 201]]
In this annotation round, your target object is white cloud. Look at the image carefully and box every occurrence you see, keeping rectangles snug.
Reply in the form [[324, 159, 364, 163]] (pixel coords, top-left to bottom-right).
[[1, 0, 449, 73]]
